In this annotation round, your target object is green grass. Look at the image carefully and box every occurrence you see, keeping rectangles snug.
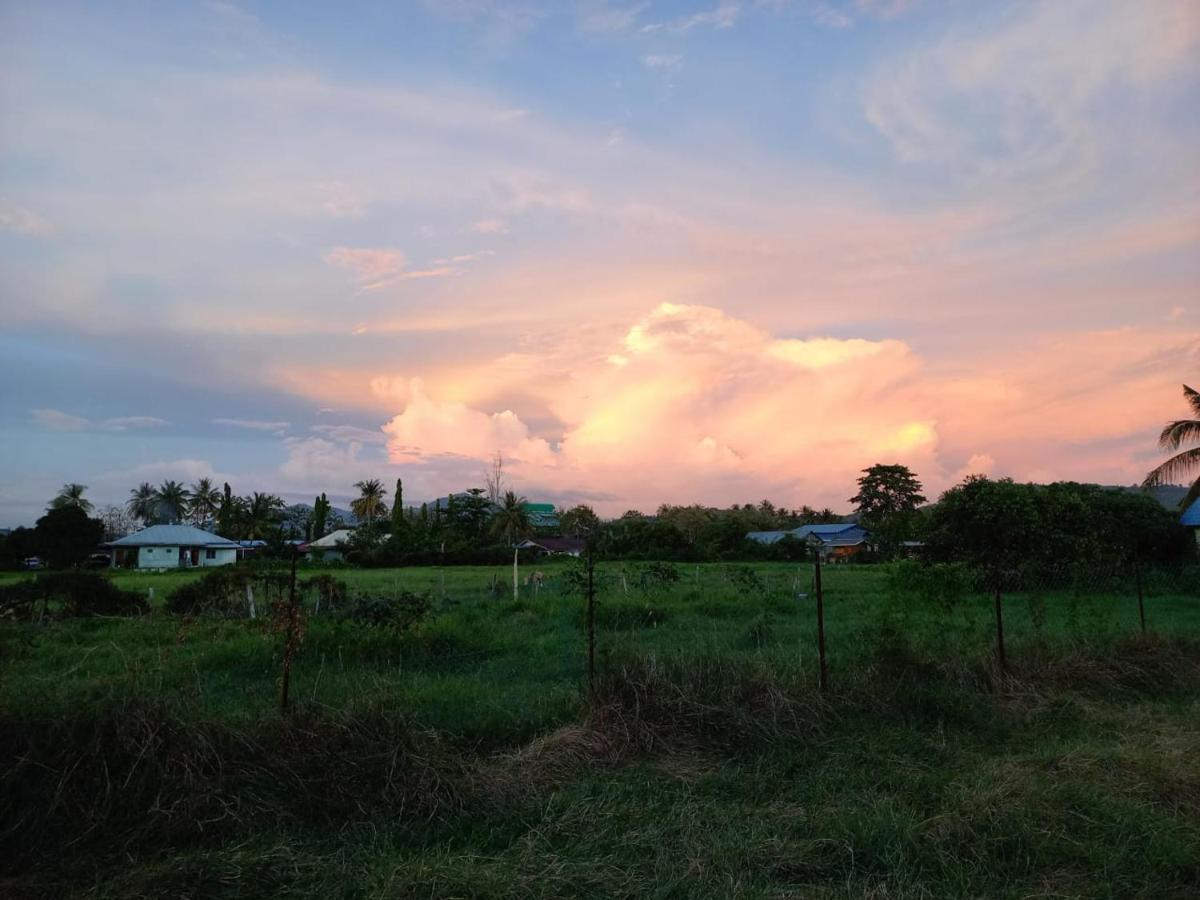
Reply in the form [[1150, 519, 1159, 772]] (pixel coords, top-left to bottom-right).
[[2, 562, 1198, 897]]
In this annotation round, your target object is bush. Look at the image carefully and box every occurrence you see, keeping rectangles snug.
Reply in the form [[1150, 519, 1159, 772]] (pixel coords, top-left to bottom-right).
[[341, 591, 432, 634], [166, 567, 254, 618], [0, 573, 146, 619]]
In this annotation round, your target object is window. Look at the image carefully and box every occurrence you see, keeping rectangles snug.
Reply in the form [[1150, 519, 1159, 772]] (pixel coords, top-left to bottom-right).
[[145, 548, 153, 555], [205, 549, 216, 559]]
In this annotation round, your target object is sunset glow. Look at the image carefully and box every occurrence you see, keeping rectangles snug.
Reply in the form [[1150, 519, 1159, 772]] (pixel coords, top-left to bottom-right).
[[1, 0, 1198, 523]]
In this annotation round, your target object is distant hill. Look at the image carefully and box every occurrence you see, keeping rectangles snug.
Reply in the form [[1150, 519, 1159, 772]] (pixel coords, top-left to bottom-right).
[[1109, 484, 1189, 510], [282, 503, 359, 534]]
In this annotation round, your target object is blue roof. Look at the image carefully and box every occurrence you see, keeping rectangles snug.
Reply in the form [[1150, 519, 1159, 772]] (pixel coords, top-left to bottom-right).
[[1182, 498, 1200, 527], [108, 524, 237, 547], [793, 523, 858, 538]]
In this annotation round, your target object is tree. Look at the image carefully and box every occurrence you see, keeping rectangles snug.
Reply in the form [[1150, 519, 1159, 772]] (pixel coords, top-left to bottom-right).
[[127, 482, 158, 525], [188, 478, 221, 525], [491, 491, 531, 599], [98, 504, 135, 541], [216, 482, 237, 536], [34, 506, 104, 569], [559, 504, 601, 538], [850, 464, 926, 555], [242, 492, 285, 540], [485, 451, 506, 506], [1143, 383, 1200, 511], [154, 480, 191, 524], [312, 493, 331, 539], [49, 483, 93, 514], [351, 479, 389, 528], [390, 478, 406, 533]]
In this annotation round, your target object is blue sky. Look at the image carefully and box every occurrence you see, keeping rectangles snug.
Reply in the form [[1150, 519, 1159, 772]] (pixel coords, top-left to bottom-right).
[[1, 1, 1198, 526]]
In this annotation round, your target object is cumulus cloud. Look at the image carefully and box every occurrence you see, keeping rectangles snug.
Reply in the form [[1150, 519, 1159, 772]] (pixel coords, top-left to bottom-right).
[[365, 304, 1198, 511]]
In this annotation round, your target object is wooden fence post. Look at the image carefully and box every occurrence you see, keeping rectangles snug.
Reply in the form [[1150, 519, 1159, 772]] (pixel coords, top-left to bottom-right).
[[586, 545, 596, 698], [280, 550, 299, 711], [814, 549, 828, 693], [993, 582, 1007, 673], [1135, 561, 1146, 634]]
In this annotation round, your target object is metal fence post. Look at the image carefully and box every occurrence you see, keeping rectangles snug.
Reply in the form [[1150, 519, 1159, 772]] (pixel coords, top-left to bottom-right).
[[814, 549, 828, 693]]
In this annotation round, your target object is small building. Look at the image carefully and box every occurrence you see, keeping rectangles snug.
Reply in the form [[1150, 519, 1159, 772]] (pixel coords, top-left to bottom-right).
[[516, 536, 586, 557], [747, 523, 871, 560], [107, 524, 239, 570], [1182, 498, 1200, 547], [301, 528, 355, 561], [522, 502, 560, 530]]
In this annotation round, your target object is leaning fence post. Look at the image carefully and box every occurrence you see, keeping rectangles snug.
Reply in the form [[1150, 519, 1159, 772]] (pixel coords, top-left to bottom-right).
[[993, 579, 1007, 673], [814, 549, 828, 693]]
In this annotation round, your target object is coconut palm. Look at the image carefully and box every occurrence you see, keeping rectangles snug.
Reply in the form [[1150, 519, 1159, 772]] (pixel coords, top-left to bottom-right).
[[154, 480, 191, 524], [491, 491, 532, 600], [243, 492, 285, 540], [351, 479, 389, 528], [127, 482, 159, 525], [188, 477, 221, 526], [1143, 383, 1200, 510], [48, 482, 93, 514]]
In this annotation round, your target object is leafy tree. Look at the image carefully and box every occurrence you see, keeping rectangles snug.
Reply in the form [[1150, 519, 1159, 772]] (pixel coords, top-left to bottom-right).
[[188, 478, 221, 525], [216, 482, 237, 536], [1143, 383, 1200, 510], [351, 479, 388, 528], [127, 482, 158, 525], [559, 504, 601, 537], [850, 464, 927, 556], [33, 507, 104, 569], [154, 480, 190, 524], [311, 493, 331, 539], [49, 483, 93, 514], [0, 527, 37, 570], [390, 479, 406, 533]]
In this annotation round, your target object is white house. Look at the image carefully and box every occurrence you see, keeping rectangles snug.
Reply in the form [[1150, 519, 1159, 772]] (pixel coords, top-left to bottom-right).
[[302, 528, 355, 561], [107, 524, 239, 570]]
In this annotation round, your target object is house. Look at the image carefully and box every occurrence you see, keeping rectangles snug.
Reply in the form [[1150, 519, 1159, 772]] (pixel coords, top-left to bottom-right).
[[301, 528, 355, 561], [522, 502, 560, 530], [747, 523, 871, 559], [516, 536, 586, 557], [1183, 498, 1200, 546], [106, 524, 239, 570]]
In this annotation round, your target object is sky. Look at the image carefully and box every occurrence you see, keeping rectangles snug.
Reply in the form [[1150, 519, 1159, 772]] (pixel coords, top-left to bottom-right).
[[1, 0, 1198, 527]]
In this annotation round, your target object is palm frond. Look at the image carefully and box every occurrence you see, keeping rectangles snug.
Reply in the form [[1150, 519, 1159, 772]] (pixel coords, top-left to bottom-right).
[[1142, 446, 1200, 488], [1158, 419, 1200, 450], [1184, 384, 1200, 418], [1178, 477, 1200, 513]]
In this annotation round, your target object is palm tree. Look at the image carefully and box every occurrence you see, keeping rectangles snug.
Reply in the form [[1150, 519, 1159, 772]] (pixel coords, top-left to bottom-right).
[[154, 480, 191, 524], [188, 477, 221, 526], [127, 482, 158, 525], [351, 479, 389, 528], [48, 482, 93, 514], [490, 491, 531, 599], [1143, 383, 1200, 510], [243, 492, 285, 540]]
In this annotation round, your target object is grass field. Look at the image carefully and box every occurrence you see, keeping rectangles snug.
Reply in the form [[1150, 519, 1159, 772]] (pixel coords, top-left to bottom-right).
[[2, 562, 1198, 897]]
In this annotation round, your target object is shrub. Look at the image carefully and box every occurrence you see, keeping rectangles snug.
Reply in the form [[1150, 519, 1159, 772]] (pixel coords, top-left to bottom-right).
[[341, 591, 432, 634], [634, 561, 681, 592], [0, 572, 146, 619], [166, 567, 254, 618]]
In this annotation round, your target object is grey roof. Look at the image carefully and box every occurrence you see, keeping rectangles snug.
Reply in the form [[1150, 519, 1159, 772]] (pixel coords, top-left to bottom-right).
[[108, 524, 238, 547]]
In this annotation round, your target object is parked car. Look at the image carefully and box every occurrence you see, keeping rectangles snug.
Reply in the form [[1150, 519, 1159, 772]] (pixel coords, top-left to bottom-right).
[[86, 552, 111, 569], [22, 557, 44, 570]]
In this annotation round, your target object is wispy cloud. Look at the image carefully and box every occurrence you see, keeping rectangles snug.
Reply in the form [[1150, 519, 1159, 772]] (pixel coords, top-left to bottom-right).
[[211, 418, 290, 435], [0, 199, 53, 236], [643, 2, 739, 34], [643, 53, 683, 70], [30, 409, 169, 432], [578, 1, 649, 34]]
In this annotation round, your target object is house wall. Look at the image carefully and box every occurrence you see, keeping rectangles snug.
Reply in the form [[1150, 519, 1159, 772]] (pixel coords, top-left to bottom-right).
[[202, 548, 237, 567], [137, 545, 176, 569], [134, 545, 236, 569]]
